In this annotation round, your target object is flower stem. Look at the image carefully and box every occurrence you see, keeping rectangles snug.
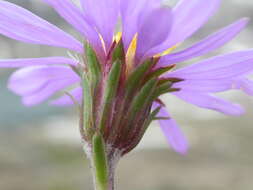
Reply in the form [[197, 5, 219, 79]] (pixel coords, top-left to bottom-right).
[[91, 157, 115, 190], [90, 134, 118, 190]]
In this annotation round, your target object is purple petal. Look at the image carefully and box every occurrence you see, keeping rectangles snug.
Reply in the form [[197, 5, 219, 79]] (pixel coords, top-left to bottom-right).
[[152, 0, 220, 54], [21, 77, 79, 106], [0, 57, 78, 68], [50, 87, 82, 106], [0, 1, 82, 52], [174, 79, 231, 92], [168, 50, 253, 80], [173, 91, 245, 116], [158, 18, 249, 67], [8, 66, 79, 96], [155, 105, 188, 155], [42, 0, 103, 54], [120, 0, 161, 51], [136, 7, 172, 60], [165, 0, 220, 48], [80, 0, 119, 52]]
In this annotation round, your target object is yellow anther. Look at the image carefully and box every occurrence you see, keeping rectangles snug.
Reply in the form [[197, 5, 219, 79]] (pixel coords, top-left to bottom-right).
[[154, 45, 178, 58], [125, 34, 138, 76], [113, 32, 178, 76], [114, 32, 122, 43]]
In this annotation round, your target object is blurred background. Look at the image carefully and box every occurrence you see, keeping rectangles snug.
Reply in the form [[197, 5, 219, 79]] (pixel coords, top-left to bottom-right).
[[1, 0, 253, 189]]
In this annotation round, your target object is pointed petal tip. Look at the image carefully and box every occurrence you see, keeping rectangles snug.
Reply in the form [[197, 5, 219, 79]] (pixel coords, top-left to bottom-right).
[[21, 98, 37, 107], [156, 106, 189, 155], [227, 104, 245, 116], [241, 17, 250, 23], [172, 142, 189, 155], [237, 17, 250, 28], [169, 129, 189, 155]]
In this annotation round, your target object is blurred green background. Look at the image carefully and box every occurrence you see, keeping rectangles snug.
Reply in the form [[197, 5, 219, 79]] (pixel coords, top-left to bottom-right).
[[1, 0, 253, 189]]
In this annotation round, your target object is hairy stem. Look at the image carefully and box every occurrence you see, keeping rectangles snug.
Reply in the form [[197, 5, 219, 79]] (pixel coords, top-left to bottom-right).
[[84, 140, 120, 190]]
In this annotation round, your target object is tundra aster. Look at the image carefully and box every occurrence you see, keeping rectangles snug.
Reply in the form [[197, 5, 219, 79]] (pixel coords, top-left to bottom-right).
[[0, 0, 252, 189]]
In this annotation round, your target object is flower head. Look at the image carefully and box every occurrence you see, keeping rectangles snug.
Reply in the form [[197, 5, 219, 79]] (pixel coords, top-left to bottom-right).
[[0, 0, 253, 155]]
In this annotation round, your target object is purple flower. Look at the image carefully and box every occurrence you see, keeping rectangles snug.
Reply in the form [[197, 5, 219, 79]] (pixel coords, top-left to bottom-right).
[[0, 0, 252, 155]]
